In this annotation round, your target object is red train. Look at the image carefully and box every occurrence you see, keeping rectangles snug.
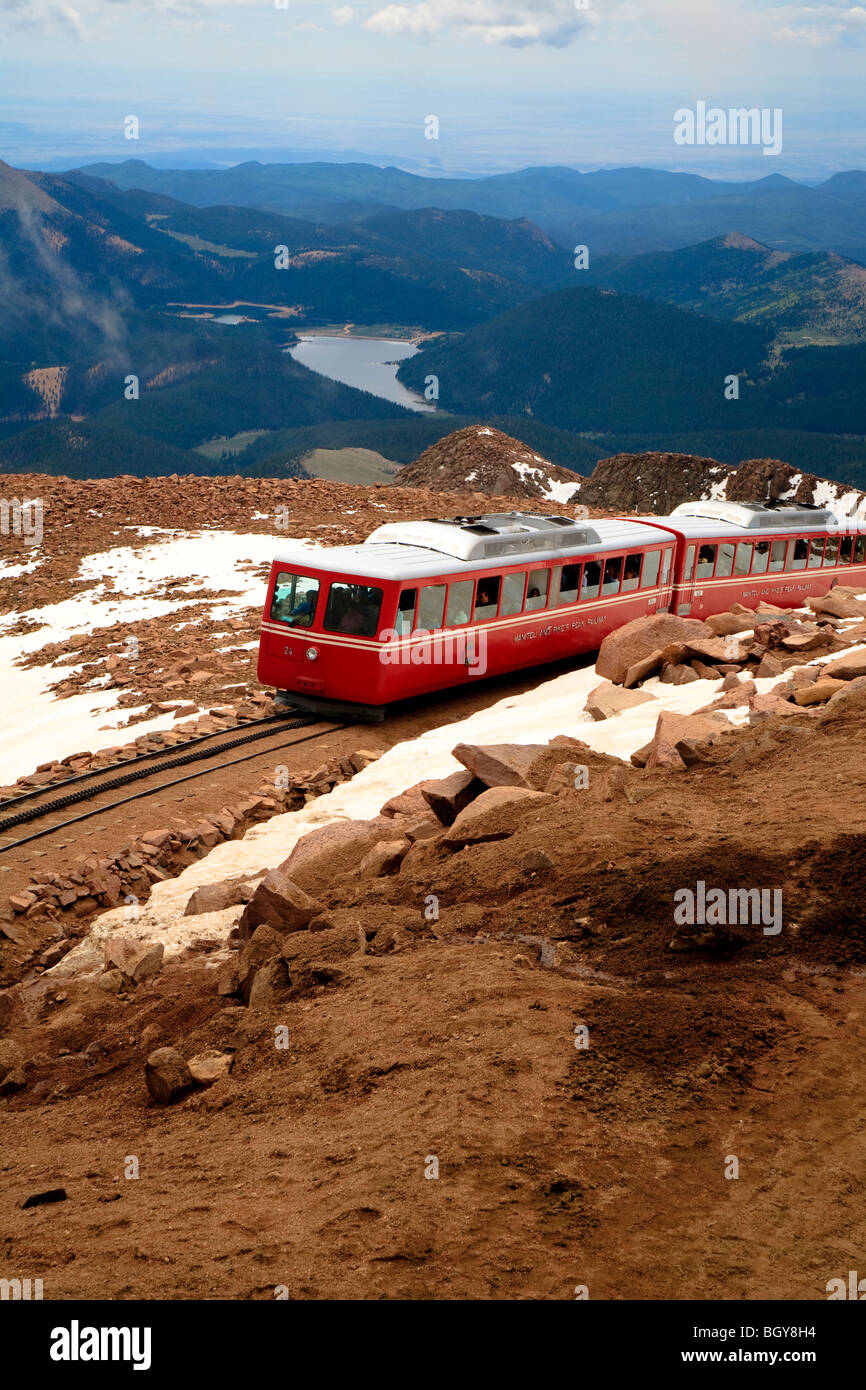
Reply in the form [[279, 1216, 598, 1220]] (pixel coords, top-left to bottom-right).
[[257, 499, 866, 720]]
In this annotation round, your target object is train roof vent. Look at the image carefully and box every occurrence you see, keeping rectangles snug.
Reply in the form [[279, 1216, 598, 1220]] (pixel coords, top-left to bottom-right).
[[365, 512, 601, 562], [669, 499, 833, 530]]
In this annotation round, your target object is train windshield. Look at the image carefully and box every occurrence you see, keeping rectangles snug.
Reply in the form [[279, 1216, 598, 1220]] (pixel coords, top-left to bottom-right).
[[269, 572, 320, 628], [324, 582, 383, 638]]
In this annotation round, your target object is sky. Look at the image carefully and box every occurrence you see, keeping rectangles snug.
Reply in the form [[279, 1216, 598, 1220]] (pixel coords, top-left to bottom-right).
[[1, 0, 865, 177]]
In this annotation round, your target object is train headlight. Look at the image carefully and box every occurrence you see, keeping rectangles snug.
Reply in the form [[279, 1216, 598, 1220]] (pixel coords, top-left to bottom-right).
[[305, 646, 318, 661]]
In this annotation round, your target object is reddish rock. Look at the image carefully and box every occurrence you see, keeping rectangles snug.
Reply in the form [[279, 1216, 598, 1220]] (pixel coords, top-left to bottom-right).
[[103, 937, 164, 984], [145, 1048, 193, 1104], [825, 649, 866, 681], [645, 711, 730, 771], [659, 662, 700, 685], [755, 652, 785, 679], [238, 870, 322, 940], [585, 681, 655, 720], [706, 611, 758, 636], [358, 839, 411, 878], [444, 786, 554, 846], [794, 678, 847, 706], [420, 769, 486, 825], [596, 613, 712, 686], [278, 818, 393, 890], [808, 590, 866, 619], [451, 742, 547, 789], [684, 635, 754, 664], [183, 877, 256, 916]]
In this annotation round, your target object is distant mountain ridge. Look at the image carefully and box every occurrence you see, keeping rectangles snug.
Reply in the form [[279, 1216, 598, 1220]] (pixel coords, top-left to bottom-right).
[[67, 159, 866, 261], [585, 232, 866, 345]]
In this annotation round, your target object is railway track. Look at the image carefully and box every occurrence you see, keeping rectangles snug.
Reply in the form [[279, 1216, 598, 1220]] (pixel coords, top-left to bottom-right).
[[0, 713, 348, 854]]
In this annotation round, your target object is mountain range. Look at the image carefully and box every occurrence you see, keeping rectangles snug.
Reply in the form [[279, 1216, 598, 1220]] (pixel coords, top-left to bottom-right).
[[2, 155, 866, 488], [69, 160, 866, 261]]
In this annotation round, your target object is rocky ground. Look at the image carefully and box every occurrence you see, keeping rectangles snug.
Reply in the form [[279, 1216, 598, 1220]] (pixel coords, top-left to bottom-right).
[[1, 471, 864, 1302]]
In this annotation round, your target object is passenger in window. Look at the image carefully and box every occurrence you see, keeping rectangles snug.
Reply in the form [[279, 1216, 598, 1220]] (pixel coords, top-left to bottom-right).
[[527, 586, 541, 599], [582, 561, 602, 599], [622, 555, 642, 591], [275, 590, 315, 626], [696, 545, 717, 579], [476, 580, 498, 609]]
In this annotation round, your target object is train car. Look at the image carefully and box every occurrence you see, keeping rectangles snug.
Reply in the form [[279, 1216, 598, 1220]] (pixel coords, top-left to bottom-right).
[[258, 511, 677, 719], [257, 500, 866, 721], [659, 500, 866, 618]]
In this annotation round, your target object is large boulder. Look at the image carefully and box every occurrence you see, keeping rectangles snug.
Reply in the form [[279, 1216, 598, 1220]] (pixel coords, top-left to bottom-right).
[[596, 614, 712, 685], [238, 869, 321, 941], [585, 681, 654, 721], [444, 786, 553, 846]]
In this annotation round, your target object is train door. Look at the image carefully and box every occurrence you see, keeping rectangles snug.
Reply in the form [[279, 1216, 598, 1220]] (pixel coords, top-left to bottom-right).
[[675, 539, 697, 615]]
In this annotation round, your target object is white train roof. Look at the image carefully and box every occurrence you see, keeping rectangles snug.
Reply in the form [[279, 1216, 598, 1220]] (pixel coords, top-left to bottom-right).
[[669, 500, 834, 531], [273, 513, 676, 581]]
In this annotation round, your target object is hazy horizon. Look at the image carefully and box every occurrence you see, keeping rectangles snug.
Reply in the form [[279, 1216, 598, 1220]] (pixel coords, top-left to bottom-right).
[[3, 1, 866, 179]]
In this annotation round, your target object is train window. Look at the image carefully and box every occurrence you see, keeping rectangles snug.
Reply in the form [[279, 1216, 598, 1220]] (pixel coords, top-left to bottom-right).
[[641, 551, 661, 588], [269, 572, 320, 629], [622, 553, 642, 592], [682, 545, 696, 583], [581, 560, 601, 600], [474, 575, 501, 620], [417, 584, 446, 629], [324, 582, 383, 637], [396, 589, 417, 635], [855, 537, 866, 564], [500, 571, 526, 616], [715, 543, 735, 578], [556, 563, 581, 605], [788, 538, 809, 571], [752, 540, 770, 575], [769, 540, 787, 572], [735, 543, 754, 576], [809, 537, 825, 568], [696, 544, 717, 580], [840, 536, 854, 564], [661, 548, 673, 585], [444, 580, 474, 627], [525, 569, 549, 611], [824, 537, 840, 566], [601, 556, 623, 596]]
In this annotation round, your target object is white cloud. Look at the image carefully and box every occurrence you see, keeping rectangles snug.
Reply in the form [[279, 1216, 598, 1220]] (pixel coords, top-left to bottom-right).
[[772, 4, 866, 44], [331, 4, 354, 24], [363, 0, 595, 47]]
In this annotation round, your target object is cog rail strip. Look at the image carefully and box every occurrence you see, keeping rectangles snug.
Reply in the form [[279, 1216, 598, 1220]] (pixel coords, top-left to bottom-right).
[[0, 715, 325, 841]]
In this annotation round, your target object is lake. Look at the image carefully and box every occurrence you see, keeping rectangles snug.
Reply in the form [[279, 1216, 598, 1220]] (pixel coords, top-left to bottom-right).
[[287, 335, 436, 413]]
